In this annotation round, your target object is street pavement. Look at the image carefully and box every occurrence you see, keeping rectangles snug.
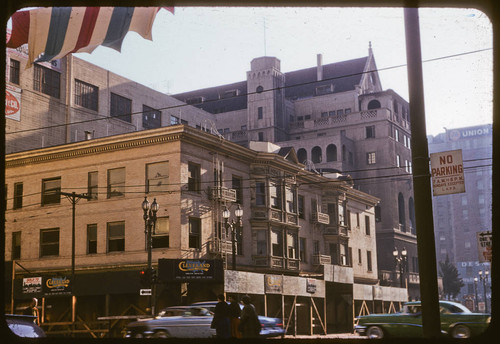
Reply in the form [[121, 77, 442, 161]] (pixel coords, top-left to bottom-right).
[[282, 333, 366, 339]]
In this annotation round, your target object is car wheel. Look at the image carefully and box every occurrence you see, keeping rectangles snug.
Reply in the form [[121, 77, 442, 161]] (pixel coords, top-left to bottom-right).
[[154, 330, 170, 338], [451, 324, 471, 339], [366, 326, 384, 339]]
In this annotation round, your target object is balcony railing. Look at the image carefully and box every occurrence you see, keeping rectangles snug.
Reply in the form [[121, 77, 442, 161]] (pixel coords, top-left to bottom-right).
[[312, 254, 331, 265], [208, 186, 237, 203], [312, 212, 330, 224]]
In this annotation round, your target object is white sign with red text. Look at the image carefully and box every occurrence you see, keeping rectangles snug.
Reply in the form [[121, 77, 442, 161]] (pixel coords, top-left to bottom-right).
[[6, 84, 21, 121], [430, 149, 465, 196]]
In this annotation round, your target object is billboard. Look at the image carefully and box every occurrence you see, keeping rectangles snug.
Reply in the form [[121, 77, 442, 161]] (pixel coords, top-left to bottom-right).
[[158, 259, 224, 283]]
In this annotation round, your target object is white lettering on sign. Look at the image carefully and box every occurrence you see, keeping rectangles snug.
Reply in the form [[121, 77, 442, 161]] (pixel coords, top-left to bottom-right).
[[430, 149, 465, 196]]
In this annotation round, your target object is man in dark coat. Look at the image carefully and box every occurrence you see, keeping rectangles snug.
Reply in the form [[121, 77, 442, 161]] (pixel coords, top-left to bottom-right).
[[228, 295, 242, 338], [238, 295, 261, 338], [212, 294, 230, 338]]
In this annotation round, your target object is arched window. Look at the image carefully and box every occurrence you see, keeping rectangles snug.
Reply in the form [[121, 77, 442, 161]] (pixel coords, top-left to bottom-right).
[[367, 99, 381, 110], [256, 85, 264, 93], [398, 192, 406, 232], [297, 148, 307, 164], [409, 197, 416, 234], [311, 146, 322, 164], [326, 144, 337, 162]]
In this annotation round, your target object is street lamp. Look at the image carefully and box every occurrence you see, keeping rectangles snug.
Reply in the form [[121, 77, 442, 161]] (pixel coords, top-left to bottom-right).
[[142, 197, 159, 315], [474, 277, 479, 312], [393, 247, 408, 288], [222, 204, 243, 270], [478, 270, 489, 313]]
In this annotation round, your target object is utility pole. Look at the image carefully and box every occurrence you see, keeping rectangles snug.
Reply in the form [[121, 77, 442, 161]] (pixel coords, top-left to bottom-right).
[[60, 191, 91, 331], [404, 8, 442, 338]]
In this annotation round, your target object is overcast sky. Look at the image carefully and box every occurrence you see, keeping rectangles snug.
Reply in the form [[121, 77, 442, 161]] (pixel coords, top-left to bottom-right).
[[68, 6, 493, 136]]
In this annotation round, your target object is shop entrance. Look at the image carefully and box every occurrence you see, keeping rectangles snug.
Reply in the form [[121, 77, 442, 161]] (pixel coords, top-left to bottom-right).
[[326, 282, 353, 333]]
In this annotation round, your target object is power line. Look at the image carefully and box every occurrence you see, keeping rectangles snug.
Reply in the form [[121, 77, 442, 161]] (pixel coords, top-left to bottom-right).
[[5, 47, 492, 136]]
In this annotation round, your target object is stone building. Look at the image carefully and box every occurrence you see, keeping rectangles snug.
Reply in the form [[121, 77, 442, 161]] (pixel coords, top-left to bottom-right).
[[428, 124, 492, 310], [4, 125, 407, 336]]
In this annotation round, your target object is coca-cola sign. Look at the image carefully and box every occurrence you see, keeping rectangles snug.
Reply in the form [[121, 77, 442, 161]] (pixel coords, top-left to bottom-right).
[[6, 84, 21, 121]]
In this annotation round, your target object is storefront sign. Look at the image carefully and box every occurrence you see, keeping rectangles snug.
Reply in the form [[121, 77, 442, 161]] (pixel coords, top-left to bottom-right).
[[430, 149, 465, 196], [44, 276, 72, 296], [158, 259, 223, 282], [477, 231, 492, 263], [22, 277, 42, 294], [264, 275, 283, 294]]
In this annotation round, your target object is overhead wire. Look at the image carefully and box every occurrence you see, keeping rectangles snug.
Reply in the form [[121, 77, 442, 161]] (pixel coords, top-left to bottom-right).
[[5, 47, 493, 135]]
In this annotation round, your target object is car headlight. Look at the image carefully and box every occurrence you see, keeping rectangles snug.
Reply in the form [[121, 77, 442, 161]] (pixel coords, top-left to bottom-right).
[[487, 316, 491, 324]]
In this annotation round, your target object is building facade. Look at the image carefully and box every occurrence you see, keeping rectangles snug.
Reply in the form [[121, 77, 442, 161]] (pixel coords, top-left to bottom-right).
[[4, 126, 408, 336], [428, 124, 492, 310]]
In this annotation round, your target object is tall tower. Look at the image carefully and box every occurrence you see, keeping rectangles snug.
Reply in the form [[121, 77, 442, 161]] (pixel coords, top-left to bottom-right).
[[246, 57, 287, 142]]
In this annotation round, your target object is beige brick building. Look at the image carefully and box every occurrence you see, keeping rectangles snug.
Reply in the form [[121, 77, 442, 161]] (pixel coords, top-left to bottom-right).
[[5, 125, 407, 336]]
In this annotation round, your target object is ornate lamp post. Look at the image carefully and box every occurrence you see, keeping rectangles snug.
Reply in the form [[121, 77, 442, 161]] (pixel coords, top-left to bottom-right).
[[142, 197, 159, 315], [478, 270, 489, 313], [222, 204, 243, 270], [393, 247, 408, 288], [474, 277, 479, 312]]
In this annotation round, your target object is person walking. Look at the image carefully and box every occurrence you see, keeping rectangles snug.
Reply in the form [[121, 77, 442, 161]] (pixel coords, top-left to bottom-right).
[[228, 295, 242, 338], [211, 294, 230, 338], [238, 295, 261, 338]]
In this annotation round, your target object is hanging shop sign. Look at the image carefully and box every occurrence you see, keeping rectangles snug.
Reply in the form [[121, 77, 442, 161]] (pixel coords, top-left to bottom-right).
[[306, 279, 317, 294], [6, 84, 21, 121], [477, 231, 492, 263], [430, 149, 465, 196], [264, 275, 283, 294], [158, 259, 223, 283]]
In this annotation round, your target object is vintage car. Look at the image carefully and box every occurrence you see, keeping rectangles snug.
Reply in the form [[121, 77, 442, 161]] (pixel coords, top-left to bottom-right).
[[124, 301, 285, 338], [355, 300, 490, 339]]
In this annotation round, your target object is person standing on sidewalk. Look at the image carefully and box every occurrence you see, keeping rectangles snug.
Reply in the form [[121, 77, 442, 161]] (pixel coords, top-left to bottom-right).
[[211, 294, 230, 338], [238, 295, 261, 338], [228, 295, 242, 338]]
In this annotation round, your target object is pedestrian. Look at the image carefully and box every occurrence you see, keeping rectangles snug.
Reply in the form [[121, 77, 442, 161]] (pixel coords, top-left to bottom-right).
[[238, 295, 261, 338], [228, 295, 242, 338], [211, 294, 230, 338]]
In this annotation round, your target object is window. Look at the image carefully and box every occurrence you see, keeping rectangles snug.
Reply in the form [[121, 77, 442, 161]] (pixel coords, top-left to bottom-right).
[[188, 162, 201, 192], [107, 168, 125, 198], [286, 186, 296, 213], [299, 237, 306, 262], [270, 182, 282, 210], [170, 115, 180, 125], [107, 221, 125, 252], [367, 99, 381, 110], [88, 171, 98, 200], [313, 240, 320, 255], [321, 112, 328, 117], [232, 176, 243, 204], [375, 205, 381, 222], [345, 108, 352, 114], [189, 217, 201, 249], [367, 251, 373, 271], [41, 177, 61, 205], [297, 148, 307, 163], [366, 125, 376, 138], [365, 215, 371, 235], [13, 182, 23, 209], [287, 232, 298, 259], [298, 195, 305, 219], [258, 107, 263, 119], [87, 224, 97, 254], [146, 161, 169, 193], [256, 230, 267, 255], [367, 152, 376, 165], [9, 59, 20, 84], [394, 128, 400, 142], [315, 84, 333, 95], [110, 93, 132, 122], [358, 249, 362, 265], [74, 79, 98, 111], [271, 228, 283, 257], [256, 85, 264, 93], [326, 144, 337, 162], [258, 132, 264, 141], [40, 228, 59, 257], [153, 217, 169, 248], [311, 146, 322, 163], [34, 64, 60, 98], [337, 109, 344, 116], [396, 155, 401, 167], [12, 232, 21, 260], [255, 182, 266, 206], [142, 105, 162, 129]]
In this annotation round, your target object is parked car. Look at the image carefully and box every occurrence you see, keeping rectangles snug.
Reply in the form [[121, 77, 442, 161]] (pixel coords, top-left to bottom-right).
[[5, 314, 46, 338], [124, 306, 215, 338], [124, 301, 285, 338], [190, 301, 285, 338], [355, 300, 490, 339]]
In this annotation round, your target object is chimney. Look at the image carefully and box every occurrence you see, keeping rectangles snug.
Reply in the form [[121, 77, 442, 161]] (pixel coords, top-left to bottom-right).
[[317, 54, 323, 81]]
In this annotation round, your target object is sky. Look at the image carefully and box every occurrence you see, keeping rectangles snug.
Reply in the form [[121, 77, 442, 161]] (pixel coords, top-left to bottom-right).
[[64, 6, 494, 136]]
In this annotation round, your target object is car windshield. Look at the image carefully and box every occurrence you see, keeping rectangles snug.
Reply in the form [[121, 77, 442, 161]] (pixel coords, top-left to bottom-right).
[[401, 305, 421, 314], [183, 307, 212, 316]]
